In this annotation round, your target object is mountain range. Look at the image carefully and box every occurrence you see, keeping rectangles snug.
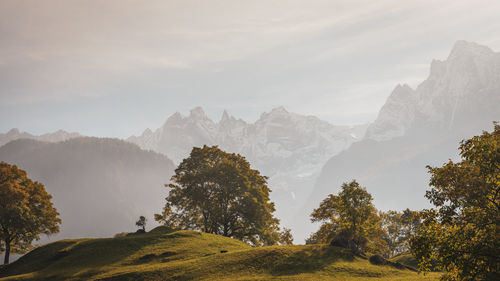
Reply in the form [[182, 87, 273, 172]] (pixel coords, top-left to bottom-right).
[[0, 109, 368, 243], [0, 128, 81, 147], [1, 40, 498, 243], [126, 106, 369, 226]]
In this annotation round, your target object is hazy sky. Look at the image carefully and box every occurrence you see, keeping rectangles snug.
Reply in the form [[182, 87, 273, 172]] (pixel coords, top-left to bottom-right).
[[1, 0, 500, 138]]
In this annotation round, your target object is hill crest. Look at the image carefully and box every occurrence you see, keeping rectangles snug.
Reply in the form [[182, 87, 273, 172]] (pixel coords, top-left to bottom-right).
[[0, 229, 439, 281]]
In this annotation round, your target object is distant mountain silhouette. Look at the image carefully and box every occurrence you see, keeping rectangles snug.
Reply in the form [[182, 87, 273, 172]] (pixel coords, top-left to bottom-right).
[[0, 128, 81, 147], [0, 137, 175, 241]]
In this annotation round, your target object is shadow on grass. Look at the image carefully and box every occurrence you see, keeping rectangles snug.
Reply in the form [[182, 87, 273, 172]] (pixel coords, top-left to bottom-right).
[[75, 245, 359, 281], [0, 240, 77, 278], [0, 233, 170, 281], [1, 234, 360, 281], [269, 246, 355, 276]]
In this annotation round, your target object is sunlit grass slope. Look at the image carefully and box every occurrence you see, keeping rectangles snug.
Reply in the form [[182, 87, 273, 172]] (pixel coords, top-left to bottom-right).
[[0, 229, 440, 281], [390, 253, 419, 269]]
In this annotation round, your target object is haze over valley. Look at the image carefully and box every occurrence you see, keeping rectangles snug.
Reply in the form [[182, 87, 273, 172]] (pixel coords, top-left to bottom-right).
[[2, 41, 499, 243], [2, 2, 500, 279]]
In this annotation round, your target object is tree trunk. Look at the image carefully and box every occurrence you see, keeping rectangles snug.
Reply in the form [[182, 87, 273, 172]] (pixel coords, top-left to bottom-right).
[[3, 240, 10, 264]]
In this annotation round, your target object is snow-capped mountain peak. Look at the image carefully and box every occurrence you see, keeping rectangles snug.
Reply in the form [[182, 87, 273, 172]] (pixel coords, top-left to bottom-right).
[[126, 108, 369, 207]]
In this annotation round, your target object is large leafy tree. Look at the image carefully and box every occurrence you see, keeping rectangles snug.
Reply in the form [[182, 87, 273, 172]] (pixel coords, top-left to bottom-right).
[[155, 145, 292, 246], [307, 180, 385, 253], [0, 162, 61, 264], [410, 123, 500, 280]]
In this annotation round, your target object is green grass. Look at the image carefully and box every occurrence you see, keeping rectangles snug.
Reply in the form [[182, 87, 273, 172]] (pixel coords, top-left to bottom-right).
[[390, 253, 419, 269], [0, 229, 441, 281], [391, 252, 441, 272]]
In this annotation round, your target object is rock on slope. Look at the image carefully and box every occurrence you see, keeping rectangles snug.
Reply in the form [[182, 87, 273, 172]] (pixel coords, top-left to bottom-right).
[[0, 137, 175, 241]]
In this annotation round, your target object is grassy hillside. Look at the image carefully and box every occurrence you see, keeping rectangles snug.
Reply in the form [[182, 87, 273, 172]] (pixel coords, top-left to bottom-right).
[[391, 253, 441, 273], [0, 229, 440, 281], [390, 253, 419, 269]]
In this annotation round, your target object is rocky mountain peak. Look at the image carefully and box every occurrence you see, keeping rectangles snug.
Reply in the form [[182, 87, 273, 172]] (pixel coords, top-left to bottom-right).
[[142, 128, 154, 136], [259, 106, 292, 122], [366, 41, 500, 141], [220, 109, 230, 122], [448, 40, 494, 60], [391, 84, 415, 100], [165, 112, 183, 126], [271, 106, 288, 113], [364, 84, 417, 141], [426, 41, 497, 82], [7, 128, 20, 135], [189, 106, 208, 119], [269, 106, 289, 116], [126, 107, 368, 201]]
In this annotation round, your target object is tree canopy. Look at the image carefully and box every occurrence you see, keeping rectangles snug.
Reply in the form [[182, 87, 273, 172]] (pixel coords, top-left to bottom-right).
[[307, 180, 385, 254], [410, 123, 500, 280], [155, 145, 292, 246], [0, 162, 61, 264], [380, 209, 420, 257]]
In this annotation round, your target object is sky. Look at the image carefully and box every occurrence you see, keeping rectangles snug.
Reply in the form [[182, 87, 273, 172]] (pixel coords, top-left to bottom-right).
[[1, 0, 500, 138]]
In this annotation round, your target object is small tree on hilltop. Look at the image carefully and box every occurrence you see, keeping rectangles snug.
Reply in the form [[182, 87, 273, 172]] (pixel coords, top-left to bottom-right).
[[308, 180, 386, 254], [410, 123, 500, 280], [135, 216, 147, 232], [0, 162, 61, 264], [155, 145, 292, 245]]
